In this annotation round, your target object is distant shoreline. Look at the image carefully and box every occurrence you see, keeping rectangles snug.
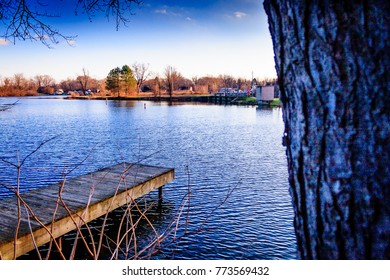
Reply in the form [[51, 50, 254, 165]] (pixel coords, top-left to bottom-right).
[[67, 94, 280, 106], [1, 93, 280, 107], [68, 94, 212, 103]]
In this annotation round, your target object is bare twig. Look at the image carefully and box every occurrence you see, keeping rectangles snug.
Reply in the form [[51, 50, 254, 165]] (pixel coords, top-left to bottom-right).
[[24, 206, 42, 260], [11, 190, 66, 259], [95, 171, 124, 258], [2, 136, 238, 260], [3, 1, 75, 48], [3, 136, 58, 259], [57, 177, 96, 258], [1, 1, 143, 47]]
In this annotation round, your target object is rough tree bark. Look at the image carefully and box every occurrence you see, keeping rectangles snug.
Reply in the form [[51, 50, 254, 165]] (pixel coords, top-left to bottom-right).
[[264, 0, 389, 259]]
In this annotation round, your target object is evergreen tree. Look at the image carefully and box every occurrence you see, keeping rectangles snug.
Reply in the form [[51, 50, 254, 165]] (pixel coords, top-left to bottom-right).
[[121, 65, 136, 96], [105, 67, 121, 97]]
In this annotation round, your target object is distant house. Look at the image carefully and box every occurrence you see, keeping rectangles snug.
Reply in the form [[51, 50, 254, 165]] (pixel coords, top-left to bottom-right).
[[255, 86, 275, 102], [218, 87, 245, 95], [54, 89, 64, 95], [218, 87, 234, 95]]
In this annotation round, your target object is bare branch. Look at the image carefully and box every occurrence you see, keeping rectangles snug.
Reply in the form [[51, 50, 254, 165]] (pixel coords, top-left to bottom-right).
[[19, 135, 58, 167], [0, 99, 19, 112], [1, 1, 75, 47], [75, 0, 143, 30], [132, 62, 150, 93], [1, 0, 143, 47]]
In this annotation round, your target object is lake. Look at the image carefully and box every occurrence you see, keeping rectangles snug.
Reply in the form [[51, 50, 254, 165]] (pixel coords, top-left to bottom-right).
[[0, 96, 297, 259]]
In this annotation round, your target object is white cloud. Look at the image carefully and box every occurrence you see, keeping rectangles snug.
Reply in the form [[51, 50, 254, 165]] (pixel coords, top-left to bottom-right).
[[155, 9, 168, 15], [234, 11, 247, 19], [186, 17, 192, 21], [0, 38, 10, 46], [66, 39, 77, 46], [154, 7, 181, 17]]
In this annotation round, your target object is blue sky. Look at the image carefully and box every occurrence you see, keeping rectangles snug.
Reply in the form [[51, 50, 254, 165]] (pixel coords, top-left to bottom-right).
[[0, 0, 276, 82]]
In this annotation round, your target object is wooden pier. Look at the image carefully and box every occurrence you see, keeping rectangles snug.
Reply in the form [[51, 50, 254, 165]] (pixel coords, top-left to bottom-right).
[[210, 94, 237, 105], [0, 162, 174, 260]]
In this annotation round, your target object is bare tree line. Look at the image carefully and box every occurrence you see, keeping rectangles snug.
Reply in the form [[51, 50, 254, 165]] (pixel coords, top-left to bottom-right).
[[0, 66, 277, 97], [0, 72, 104, 96]]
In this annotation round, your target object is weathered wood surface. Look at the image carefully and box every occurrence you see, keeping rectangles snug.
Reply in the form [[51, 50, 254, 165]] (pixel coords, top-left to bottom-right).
[[0, 162, 174, 260]]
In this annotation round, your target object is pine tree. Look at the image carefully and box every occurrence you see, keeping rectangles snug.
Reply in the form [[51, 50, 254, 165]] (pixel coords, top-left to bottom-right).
[[121, 65, 136, 96], [105, 67, 121, 97]]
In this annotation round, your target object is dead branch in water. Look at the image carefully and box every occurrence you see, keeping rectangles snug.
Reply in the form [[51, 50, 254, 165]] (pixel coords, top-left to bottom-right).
[[0, 100, 19, 111]]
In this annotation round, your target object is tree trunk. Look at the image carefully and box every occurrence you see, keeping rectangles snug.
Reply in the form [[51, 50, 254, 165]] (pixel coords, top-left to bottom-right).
[[264, 0, 389, 259]]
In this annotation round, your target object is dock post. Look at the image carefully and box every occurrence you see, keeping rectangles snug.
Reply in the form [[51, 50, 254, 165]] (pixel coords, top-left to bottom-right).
[[58, 237, 62, 252], [158, 186, 163, 210]]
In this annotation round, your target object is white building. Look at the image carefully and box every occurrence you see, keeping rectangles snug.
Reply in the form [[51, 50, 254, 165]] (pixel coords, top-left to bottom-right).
[[255, 86, 275, 101]]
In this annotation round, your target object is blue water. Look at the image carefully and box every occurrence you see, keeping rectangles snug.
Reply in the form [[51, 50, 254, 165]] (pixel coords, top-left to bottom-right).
[[0, 97, 297, 259]]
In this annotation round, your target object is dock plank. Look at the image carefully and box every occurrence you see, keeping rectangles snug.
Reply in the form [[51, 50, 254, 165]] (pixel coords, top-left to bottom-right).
[[0, 163, 174, 259]]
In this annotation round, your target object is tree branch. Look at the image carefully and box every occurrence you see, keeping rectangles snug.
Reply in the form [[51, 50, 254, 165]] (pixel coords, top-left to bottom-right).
[[0, 0, 143, 47]]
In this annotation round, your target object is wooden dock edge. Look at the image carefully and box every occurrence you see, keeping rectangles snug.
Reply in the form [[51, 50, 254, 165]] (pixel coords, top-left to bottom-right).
[[0, 168, 174, 260]]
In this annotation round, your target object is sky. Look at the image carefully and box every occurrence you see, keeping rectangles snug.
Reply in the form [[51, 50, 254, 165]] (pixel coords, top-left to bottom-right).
[[0, 0, 277, 82]]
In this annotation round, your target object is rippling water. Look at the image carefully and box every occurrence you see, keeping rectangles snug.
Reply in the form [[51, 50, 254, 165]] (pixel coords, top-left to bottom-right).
[[0, 97, 297, 259]]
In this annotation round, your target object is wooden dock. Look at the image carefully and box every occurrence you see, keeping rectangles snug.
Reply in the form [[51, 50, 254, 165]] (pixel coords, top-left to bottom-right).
[[0, 162, 174, 260]]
